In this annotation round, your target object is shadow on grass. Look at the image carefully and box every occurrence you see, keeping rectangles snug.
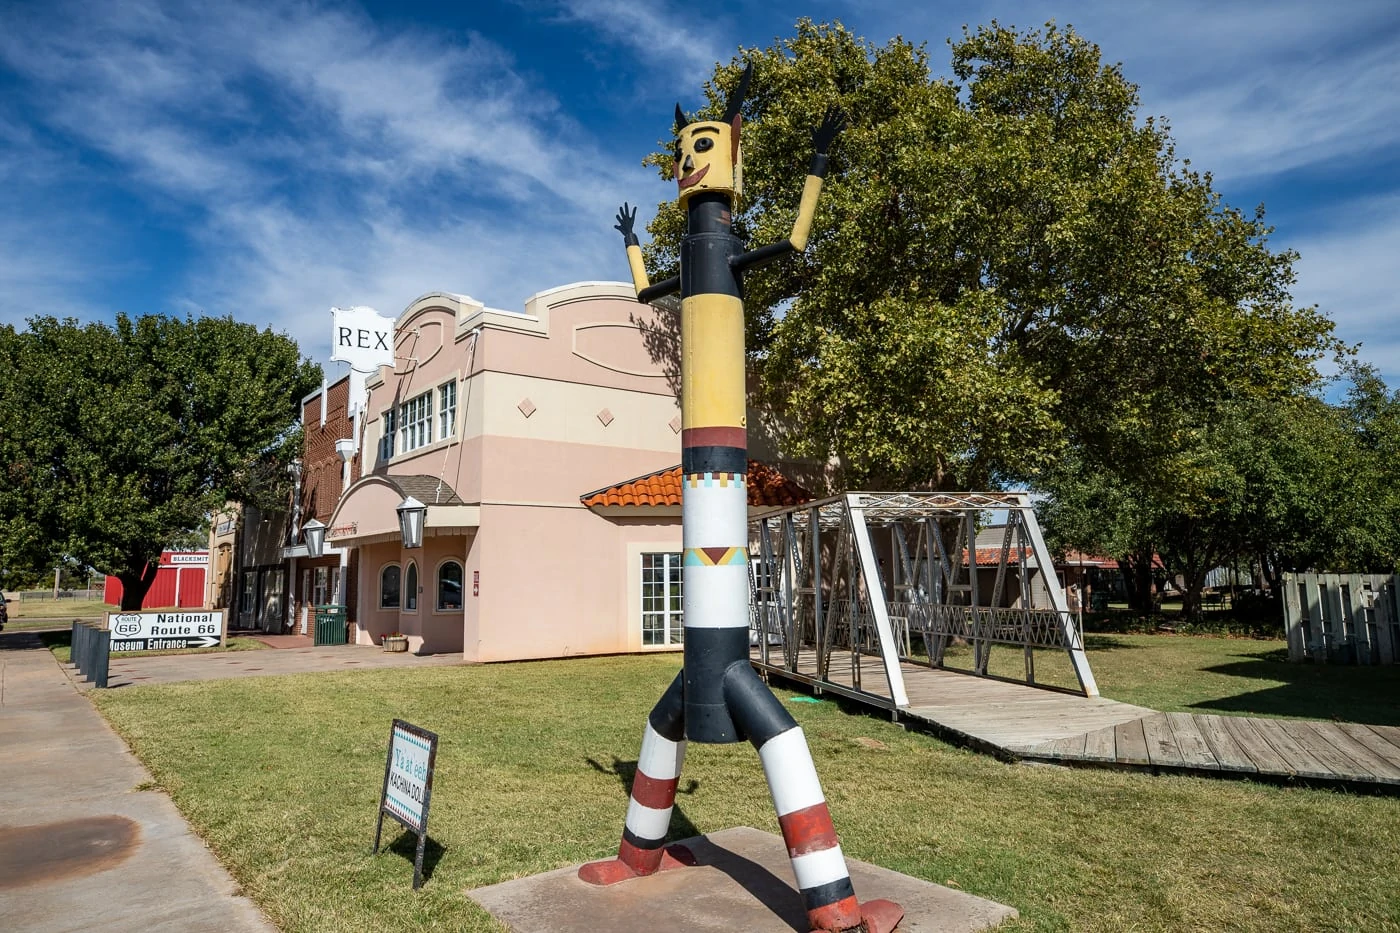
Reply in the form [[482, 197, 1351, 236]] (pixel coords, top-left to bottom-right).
[[383, 829, 446, 884], [1187, 657, 1400, 725], [0, 630, 48, 651], [1083, 635, 1149, 651], [38, 630, 71, 651], [586, 757, 703, 843]]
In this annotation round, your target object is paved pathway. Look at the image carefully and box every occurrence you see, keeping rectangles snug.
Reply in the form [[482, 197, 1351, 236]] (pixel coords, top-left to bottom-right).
[[0, 631, 275, 932], [95, 641, 466, 689]]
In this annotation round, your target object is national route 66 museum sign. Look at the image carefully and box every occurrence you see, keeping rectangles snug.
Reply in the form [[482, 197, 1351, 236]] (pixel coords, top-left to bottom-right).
[[105, 609, 228, 652]]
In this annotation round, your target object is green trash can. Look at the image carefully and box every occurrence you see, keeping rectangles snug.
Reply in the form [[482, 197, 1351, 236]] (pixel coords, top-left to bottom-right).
[[313, 605, 348, 646]]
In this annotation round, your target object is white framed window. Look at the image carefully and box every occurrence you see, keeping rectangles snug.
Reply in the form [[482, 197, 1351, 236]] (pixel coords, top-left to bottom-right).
[[240, 573, 257, 616], [400, 391, 433, 453], [439, 379, 457, 440], [405, 561, 419, 612], [641, 552, 683, 646], [379, 408, 397, 461], [313, 566, 331, 605], [437, 560, 463, 611], [380, 564, 401, 609]]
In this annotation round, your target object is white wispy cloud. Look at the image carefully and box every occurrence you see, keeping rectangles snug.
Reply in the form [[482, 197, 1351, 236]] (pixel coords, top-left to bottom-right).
[[545, 0, 732, 84], [847, 0, 1400, 184], [0, 0, 662, 355], [1291, 193, 1400, 377]]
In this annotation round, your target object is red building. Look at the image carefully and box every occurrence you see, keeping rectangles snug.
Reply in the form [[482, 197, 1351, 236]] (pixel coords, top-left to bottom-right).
[[103, 551, 210, 609]]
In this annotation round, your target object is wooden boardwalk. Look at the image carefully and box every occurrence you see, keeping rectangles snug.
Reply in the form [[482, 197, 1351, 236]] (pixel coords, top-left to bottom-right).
[[752, 648, 1400, 788]]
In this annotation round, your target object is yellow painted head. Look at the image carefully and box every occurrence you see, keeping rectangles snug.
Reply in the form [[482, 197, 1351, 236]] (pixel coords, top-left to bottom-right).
[[673, 64, 752, 206]]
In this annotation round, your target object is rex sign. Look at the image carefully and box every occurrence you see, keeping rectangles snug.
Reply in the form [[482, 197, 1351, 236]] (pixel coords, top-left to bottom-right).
[[106, 610, 228, 653], [329, 305, 396, 417], [329, 306, 395, 373]]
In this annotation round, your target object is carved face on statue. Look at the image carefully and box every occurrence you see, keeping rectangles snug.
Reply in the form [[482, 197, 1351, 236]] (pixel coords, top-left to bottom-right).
[[673, 116, 741, 205]]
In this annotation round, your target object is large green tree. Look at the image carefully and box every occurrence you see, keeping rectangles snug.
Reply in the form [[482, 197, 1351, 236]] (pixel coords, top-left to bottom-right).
[[0, 314, 319, 608], [1040, 383, 1400, 618], [638, 21, 1335, 490]]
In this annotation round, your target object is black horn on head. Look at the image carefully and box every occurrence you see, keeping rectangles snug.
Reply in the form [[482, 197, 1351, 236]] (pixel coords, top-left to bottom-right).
[[674, 103, 689, 134], [721, 63, 754, 124]]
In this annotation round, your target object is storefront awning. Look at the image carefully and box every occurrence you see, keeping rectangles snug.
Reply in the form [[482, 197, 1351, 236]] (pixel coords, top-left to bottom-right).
[[327, 474, 479, 545]]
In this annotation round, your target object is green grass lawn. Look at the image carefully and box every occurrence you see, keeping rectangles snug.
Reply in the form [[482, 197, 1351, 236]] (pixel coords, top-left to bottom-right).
[[41, 630, 267, 662], [93, 647, 1400, 933], [5, 598, 115, 627]]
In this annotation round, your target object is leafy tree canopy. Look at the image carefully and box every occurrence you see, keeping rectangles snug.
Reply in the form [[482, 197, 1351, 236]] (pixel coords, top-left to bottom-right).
[[0, 314, 320, 607], [638, 20, 1337, 490], [1039, 375, 1400, 617]]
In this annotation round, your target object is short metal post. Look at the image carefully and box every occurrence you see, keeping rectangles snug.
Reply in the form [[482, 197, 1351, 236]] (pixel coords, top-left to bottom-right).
[[84, 623, 97, 681], [75, 623, 88, 675], [71, 622, 82, 672], [92, 629, 110, 688]]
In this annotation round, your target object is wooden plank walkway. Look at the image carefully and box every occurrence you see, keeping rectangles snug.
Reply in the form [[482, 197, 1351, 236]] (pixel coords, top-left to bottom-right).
[[752, 648, 1400, 789]]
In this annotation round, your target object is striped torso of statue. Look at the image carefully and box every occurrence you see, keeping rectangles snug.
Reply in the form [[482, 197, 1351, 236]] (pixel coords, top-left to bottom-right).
[[578, 65, 904, 933]]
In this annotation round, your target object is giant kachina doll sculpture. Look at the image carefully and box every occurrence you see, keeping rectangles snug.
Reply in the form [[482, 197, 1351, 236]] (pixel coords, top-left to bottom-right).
[[579, 65, 904, 933]]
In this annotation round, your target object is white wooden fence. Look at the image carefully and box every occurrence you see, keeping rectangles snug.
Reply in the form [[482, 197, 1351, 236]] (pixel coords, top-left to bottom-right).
[[1281, 572, 1398, 664]]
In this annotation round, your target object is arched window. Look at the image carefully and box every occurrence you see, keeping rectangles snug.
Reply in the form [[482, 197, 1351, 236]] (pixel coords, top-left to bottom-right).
[[437, 561, 464, 611], [405, 562, 418, 611], [380, 564, 401, 609]]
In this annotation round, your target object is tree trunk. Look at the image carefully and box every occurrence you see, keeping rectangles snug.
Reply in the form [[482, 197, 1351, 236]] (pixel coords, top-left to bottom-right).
[[1118, 550, 1157, 615], [1180, 567, 1210, 621], [1117, 559, 1142, 612], [116, 560, 160, 611]]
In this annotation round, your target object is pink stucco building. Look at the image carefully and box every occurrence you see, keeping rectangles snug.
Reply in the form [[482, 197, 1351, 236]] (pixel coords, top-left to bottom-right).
[[329, 282, 700, 659]]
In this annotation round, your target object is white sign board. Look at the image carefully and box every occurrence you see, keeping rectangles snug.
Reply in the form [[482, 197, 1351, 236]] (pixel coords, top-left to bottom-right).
[[384, 722, 434, 831], [166, 552, 210, 566], [330, 305, 396, 373], [106, 609, 227, 653], [330, 305, 396, 417]]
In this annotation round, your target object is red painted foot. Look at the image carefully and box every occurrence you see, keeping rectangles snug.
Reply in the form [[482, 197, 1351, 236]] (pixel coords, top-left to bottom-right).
[[858, 898, 904, 933], [577, 857, 640, 885], [577, 844, 695, 886]]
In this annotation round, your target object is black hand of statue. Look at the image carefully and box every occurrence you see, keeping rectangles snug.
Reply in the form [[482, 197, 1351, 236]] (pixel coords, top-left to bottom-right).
[[614, 202, 637, 239], [812, 107, 846, 156]]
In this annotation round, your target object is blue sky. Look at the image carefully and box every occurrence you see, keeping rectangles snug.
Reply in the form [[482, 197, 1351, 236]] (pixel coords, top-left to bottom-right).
[[2, 0, 1397, 388]]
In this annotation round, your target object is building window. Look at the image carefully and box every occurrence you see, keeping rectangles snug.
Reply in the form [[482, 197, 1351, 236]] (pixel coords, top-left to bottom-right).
[[439, 380, 457, 439], [405, 561, 419, 611], [437, 560, 463, 610], [379, 409, 397, 461], [313, 566, 332, 605], [400, 391, 433, 453], [380, 564, 401, 609], [240, 573, 257, 616], [641, 553, 683, 646]]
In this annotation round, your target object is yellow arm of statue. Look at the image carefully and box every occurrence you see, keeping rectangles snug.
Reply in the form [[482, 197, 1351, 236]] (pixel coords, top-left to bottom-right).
[[788, 173, 825, 252], [626, 243, 650, 296]]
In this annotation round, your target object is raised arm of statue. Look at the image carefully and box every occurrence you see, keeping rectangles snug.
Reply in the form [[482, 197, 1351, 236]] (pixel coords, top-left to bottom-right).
[[732, 106, 845, 272], [616, 201, 679, 303]]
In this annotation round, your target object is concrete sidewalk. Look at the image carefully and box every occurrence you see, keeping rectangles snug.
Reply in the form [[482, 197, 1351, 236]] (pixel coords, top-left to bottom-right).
[[0, 631, 276, 932], [95, 641, 467, 689]]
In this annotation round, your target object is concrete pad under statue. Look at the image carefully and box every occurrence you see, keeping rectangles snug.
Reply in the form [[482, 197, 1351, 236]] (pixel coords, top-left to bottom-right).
[[467, 826, 1018, 932]]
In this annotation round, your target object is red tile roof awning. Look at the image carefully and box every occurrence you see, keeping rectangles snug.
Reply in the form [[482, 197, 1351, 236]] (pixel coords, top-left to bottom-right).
[[581, 461, 812, 509]]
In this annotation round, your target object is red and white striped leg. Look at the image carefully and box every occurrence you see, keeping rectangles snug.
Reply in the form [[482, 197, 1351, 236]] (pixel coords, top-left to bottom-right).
[[729, 664, 904, 933], [579, 677, 692, 885]]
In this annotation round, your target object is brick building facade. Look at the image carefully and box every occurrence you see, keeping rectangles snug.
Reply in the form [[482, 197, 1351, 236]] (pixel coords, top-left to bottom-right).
[[284, 375, 362, 635]]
